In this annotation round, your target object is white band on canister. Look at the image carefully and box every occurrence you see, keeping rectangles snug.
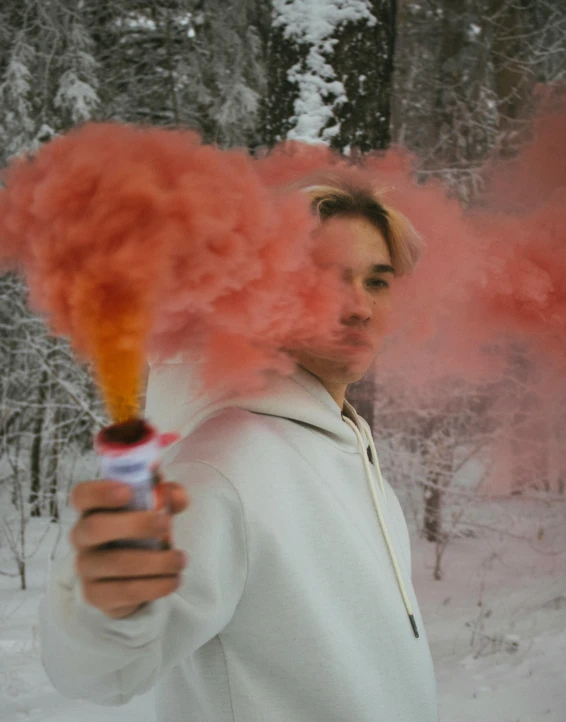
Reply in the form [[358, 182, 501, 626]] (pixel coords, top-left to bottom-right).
[[97, 438, 159, 510], [94, 420, 163, 548]]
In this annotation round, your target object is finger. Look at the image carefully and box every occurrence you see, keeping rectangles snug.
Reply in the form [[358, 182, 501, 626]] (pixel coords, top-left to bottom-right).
[[77, 548, 188, 582], [71, 510, 170, 550], [82, 574, 182, 613], [70, 480, 132, 513], [160, 482, 190, 515]]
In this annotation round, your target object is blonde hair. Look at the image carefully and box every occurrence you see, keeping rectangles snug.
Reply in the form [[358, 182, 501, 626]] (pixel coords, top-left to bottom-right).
[[282, 171, 423, 276]]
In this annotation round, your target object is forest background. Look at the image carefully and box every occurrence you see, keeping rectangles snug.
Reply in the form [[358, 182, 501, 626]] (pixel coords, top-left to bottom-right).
[[0, 0, 565, 651]]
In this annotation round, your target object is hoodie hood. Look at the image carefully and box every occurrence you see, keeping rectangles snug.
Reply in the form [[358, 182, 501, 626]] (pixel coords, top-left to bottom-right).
[[145, 363, 357, 451], [144, 361, 420, 639]]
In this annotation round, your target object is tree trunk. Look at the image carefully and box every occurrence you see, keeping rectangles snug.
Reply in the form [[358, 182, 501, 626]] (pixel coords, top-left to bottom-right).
[[19, 485, 27, 589], [18, 558, 26, 591], [423, 475, 442, 543], [47, 407, 61, 522], [325, 0, 397, 153], [29, 368, 48, 517], [489, 0, 536, 158], [261, 0, 397, 153]]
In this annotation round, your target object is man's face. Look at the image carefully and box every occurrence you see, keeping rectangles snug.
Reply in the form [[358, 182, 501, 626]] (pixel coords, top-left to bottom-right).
[[291, 213, 395, 386]]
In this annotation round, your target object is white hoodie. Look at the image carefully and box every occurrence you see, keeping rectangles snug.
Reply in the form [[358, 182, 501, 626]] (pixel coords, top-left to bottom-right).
[[39, 365, 439, 722]]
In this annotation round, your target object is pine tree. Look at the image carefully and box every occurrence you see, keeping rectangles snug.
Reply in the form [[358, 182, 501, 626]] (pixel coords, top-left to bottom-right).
[[0, 36, 37, 161], [83, 0, 267, 147], [54, 17, 100, 125]]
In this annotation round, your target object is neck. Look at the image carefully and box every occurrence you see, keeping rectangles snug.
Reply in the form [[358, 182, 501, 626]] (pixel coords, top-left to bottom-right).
[[319, 380, 348, 410], [296, 365, 347, 410]]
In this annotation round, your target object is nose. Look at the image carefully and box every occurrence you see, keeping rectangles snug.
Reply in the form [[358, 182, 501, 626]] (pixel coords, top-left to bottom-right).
[[341, 282, 372, 324]]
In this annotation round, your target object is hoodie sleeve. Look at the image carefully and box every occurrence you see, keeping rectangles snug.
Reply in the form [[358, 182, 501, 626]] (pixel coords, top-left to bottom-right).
[[39, 460, 248, 706]]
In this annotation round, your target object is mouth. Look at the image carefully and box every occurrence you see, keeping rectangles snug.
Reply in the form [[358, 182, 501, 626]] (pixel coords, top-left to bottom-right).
[[339, 334, 373, 350]]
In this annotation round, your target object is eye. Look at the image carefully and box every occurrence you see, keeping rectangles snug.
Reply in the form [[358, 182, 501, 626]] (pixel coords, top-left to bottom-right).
[[367, 278, 389, 290]]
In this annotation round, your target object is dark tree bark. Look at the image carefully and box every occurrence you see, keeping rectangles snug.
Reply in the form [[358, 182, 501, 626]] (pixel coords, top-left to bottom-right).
[[29, 368, 48, 517], [328, 1, 396, 153], [260, 15, 307, 146], [261, 1, 397, 153], [423, 477, 442, 543], [46, 406, 61, 522]]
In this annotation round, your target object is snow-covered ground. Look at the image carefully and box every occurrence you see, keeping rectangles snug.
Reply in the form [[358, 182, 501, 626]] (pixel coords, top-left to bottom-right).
[[1, 479, 565, 722]]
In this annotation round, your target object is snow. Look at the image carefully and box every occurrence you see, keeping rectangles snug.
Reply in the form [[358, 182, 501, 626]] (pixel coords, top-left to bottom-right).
[[114, 10, 197, 38], [1, 467, 565, 721], [417, 502, 566, 721], [469, 23, 482, 38], [273, 0, 376, 41], [54, 71, 99, 124], [273, 0, 376, 143], [2, 59, 33, 98], [115, 13, 157, 32]]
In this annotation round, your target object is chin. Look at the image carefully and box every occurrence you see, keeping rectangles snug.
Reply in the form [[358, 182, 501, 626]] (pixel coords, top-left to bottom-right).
[[331, 367, 369, 385], [297, 353, 374, 386], [345, 368, 369, 384]]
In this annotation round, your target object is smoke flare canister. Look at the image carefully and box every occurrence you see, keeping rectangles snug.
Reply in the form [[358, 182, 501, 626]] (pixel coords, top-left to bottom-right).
[[94, 419, 169, 550]]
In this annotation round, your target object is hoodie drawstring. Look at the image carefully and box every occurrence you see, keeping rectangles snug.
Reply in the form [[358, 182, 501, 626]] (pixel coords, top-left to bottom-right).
[[343, 412, 420, 640]]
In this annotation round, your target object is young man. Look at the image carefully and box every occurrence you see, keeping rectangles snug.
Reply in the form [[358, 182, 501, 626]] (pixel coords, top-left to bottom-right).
[[39, 176, 439, 721]]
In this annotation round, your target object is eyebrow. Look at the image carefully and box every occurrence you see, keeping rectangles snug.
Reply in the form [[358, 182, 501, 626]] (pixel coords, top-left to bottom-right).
[[371, 263, 396, 276]]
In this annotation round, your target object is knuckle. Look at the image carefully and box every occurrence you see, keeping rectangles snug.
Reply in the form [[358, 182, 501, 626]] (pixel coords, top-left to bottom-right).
[[149, 512, 167, 536], [105, 551, 125, 577], [84, 579, 137, 611], [81, 582, 99, 608], [72, 481, 98, 510], [115, 550, 144, 576], [161, 551, 180, 574], [105, 482, 130, 506], [167, 482, 190, 507], [77, 550, 107, 580], [122, 511, 147, 538], [79, 514, 97, 544], [174, 550, 188, 571], [171, 574, 183, 592], [126, 575, 175, 604], [121, 579, 145, 606], [155, 576, 180, 599], [74, 552, 88, 579], [69, 524, 79, 550], [69, 484, 84, 510], [70, 517, 93, 549]]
